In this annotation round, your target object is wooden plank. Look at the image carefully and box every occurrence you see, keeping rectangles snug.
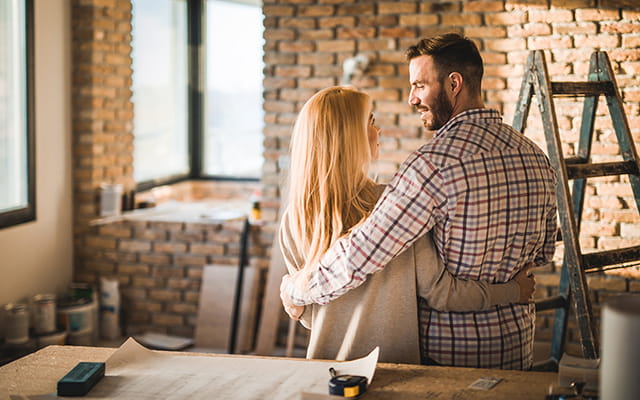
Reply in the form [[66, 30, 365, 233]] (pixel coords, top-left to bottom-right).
[[254, 234, 287, 356], [194, 264, 259, 353]]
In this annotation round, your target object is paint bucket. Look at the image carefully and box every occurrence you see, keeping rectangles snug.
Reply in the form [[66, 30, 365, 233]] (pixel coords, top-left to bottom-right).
[[3, 303, 30, 345], [36, 330, 67, 348], [67, 330, 93, 346], [57, 297, 94, 335], [32, 293, 57, 335]]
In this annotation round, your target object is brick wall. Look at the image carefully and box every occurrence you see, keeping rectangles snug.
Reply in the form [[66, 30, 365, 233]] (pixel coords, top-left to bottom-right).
[[70, 0, 640, 352], [261, 0, 640, 354]]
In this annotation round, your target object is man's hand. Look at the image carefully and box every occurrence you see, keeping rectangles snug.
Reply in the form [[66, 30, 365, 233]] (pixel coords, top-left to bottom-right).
[[514, 262, 536, 303], [280, 274, 304, 320]]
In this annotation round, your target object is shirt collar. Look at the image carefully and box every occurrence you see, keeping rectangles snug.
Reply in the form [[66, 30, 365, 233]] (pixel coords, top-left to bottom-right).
[[434, 108, 502, 138]]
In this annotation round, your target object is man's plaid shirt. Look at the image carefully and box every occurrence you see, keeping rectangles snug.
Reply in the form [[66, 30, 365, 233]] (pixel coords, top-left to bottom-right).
[[284, 109, 557, 370]]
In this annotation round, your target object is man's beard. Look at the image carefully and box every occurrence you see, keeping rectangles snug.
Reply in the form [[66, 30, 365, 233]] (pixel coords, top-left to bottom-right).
[[424, 87, 454, 131]]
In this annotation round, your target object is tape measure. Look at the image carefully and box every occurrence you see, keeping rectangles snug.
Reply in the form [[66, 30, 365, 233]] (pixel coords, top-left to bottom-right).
[[328, 367, 368, 398]]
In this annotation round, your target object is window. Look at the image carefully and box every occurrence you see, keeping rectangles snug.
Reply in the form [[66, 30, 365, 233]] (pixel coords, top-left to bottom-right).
[[131, 0, 189, 184], [0, 0, 35, 230], [131, 0, 264, 188], [204, 0, 264, 178]]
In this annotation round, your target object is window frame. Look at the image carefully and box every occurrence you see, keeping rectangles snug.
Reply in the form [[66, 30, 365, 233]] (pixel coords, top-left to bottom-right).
[[0, 0, 36, 230], [134, 0, 261, 192]]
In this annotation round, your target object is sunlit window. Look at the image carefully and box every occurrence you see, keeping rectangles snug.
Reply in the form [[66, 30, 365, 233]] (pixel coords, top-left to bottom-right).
[[0, 0, 35, 230], [131, 0, 189, 184], [131, 0, 264, 187], [205, 0, 264, 178]]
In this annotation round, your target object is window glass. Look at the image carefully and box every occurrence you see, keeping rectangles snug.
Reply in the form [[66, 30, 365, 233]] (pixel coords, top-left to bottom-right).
[[204, 0, 264, 178], [131, 0, 189, 183], [0, 0, 34, 229]]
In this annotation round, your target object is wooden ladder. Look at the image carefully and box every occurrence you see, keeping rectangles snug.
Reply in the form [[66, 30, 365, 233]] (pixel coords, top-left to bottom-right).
[[513, 50, 640, 370]]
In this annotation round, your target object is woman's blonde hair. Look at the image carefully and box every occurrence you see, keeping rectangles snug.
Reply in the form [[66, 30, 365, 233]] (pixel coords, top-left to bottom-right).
[[287, 86, 378, 271]]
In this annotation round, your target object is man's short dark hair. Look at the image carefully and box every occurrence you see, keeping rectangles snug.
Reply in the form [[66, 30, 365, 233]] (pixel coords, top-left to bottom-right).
[[405, 33, 484, 95]]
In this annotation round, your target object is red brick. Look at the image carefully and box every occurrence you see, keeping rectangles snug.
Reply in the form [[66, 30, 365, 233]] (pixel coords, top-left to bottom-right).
[[153, 242, 188, 253], [337, 4, 374, 15], [319, 16, 355, 28], [574, 34, 620, 49], [278, 41, 315, 53], [464, 1, 504, 12], [337, 27, 376, 39], [485, 38, 526, 52], [378, 2, 417, 14], [298, 5, 334, 17], [152, 313, 184, 326], [300, 29, 334, 41], [505, 0, 548, 10], [484, 11, 526, 25], [316, 39, 355, 52], [576, 8, 621, 21], [527, 36, 573, 50], [118, 263, 151, 276], [263, 5, 295, 17], [441, 14, 482, 26], [398, 14, 439, 26], [85, 235, 117, 249]]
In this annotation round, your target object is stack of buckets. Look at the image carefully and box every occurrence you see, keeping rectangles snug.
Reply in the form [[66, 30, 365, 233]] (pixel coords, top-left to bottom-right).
[[56, 284, 98, 346], [1, 284, 98, 348]]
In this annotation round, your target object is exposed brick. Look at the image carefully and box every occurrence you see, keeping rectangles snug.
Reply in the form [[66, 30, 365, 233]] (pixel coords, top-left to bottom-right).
[[441, 14, 482, 26], [174, 254, 208, 266], [118, 263, 150, 276], [316, 39, 355, 52], [152, 313, 184, 327], [378, 2, 417, 14], [575, 8, 621, 22], [298, 5, 334, 17], [153, 242, 188, 253], [85, 235, 117, 249], [398, 14, 439, 27]]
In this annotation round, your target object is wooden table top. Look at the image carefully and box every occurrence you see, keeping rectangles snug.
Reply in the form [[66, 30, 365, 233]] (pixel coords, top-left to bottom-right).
[[0, 345, 558, 399]]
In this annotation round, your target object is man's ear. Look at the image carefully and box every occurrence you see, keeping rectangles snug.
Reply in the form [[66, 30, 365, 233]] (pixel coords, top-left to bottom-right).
[[448, 72, 463, 97]]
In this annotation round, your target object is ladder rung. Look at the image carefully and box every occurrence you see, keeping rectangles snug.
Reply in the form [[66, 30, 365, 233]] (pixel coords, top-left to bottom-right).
[[535, 296, 568, 312], [564, 156, 587, 165], [551, 81, 616, 97], [567, 160, 639, 180], [581, 245, 640, 270]]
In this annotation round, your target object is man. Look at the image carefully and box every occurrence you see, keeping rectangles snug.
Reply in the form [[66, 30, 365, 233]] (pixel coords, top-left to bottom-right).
[[281, 33, 557, 370]]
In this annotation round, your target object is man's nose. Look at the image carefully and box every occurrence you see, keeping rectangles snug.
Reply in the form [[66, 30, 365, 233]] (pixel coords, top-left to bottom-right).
[[408, 89, 419, 106]]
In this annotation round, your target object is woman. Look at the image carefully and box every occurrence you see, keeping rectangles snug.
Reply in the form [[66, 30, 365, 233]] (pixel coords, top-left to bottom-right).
[[279, 86, 534, 364]]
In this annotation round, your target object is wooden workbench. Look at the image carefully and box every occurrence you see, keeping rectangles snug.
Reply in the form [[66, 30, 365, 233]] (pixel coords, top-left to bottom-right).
[[0, 345, 558, 399]]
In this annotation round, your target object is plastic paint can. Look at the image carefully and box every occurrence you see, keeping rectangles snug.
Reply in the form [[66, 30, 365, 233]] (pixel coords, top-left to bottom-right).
[[36, 330, 67, 348], [67, 330, 94, 346], [32, 293, 57, 335], [57, 297, 94, 335], [3, 303, 30, 345], [100, 183, 123, 217]]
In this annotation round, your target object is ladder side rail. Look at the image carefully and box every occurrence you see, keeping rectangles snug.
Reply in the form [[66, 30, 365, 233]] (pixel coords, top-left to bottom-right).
[[549, 260, 571, 363], [532, 50, 599, 359], [512, 52, 537, 134], [596, 52, 640, 213]]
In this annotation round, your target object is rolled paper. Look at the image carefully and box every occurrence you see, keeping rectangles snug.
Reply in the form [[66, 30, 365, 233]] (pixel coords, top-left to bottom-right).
[[600, 294, 640, 400]]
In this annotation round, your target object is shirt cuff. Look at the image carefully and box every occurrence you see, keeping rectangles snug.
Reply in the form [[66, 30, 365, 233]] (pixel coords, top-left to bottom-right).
[[283, 272, 313, 306]]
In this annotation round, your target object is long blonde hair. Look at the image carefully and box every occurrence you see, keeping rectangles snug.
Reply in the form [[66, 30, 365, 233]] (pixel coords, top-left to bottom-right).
[[287, 86, 378, 271]]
